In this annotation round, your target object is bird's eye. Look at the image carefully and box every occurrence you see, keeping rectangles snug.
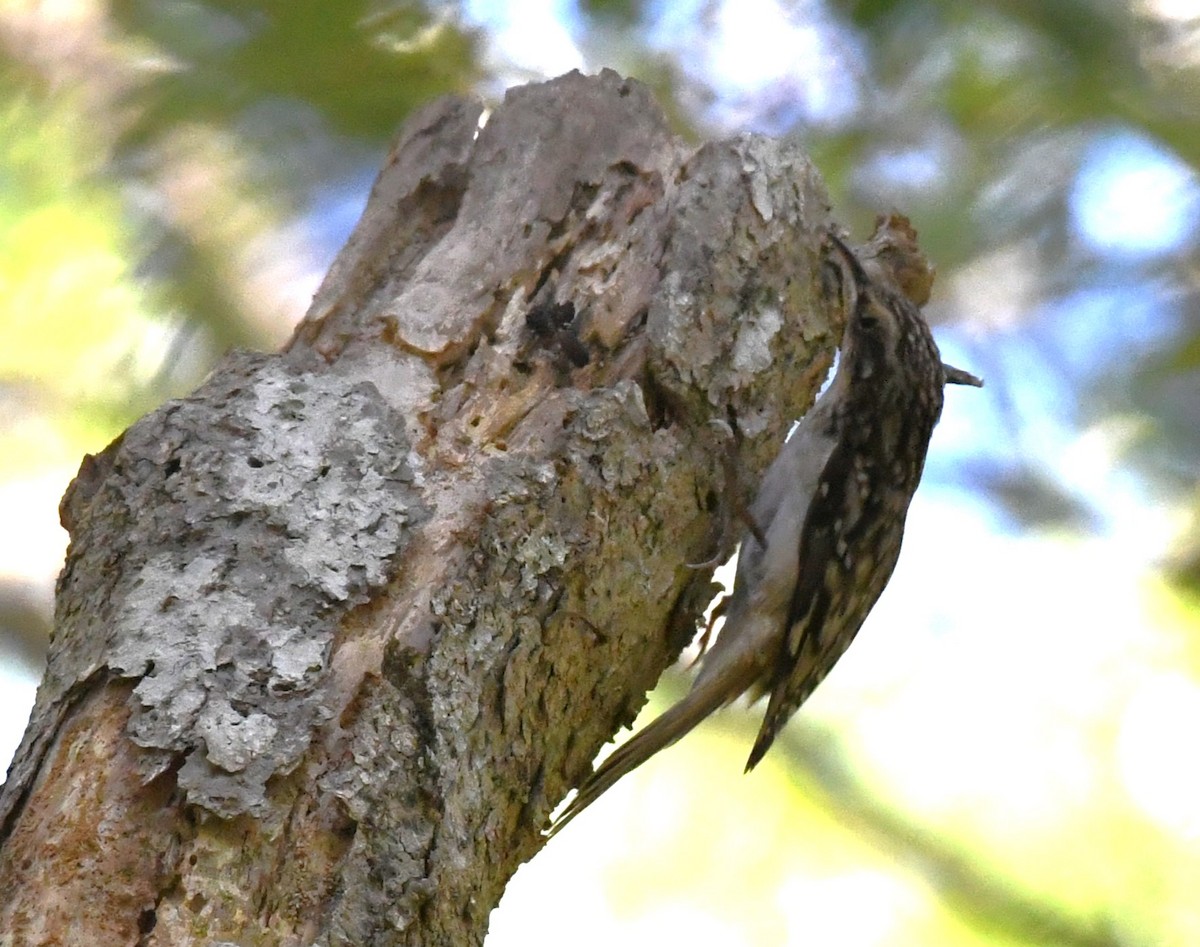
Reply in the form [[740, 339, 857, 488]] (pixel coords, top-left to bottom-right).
[[856, 298, 890, 331], [856, 306, 879, 329]]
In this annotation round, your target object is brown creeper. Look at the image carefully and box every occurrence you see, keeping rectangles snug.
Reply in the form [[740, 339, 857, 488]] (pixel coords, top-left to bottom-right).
[[550, 229, 982, 835]]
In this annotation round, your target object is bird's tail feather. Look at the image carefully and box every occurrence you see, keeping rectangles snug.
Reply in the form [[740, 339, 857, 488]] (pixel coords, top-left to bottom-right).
[[548, 662, 754, 836]]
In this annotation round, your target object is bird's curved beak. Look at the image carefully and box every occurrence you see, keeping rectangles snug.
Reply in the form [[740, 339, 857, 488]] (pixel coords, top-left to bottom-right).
[[943, 364, 984, 387]]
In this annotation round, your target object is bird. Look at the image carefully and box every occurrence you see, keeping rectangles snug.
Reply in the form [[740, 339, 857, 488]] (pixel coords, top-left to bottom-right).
[[549, 228, 982, 835]]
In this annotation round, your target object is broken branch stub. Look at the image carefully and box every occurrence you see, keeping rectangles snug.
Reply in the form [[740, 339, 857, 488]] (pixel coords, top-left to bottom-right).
[[0, 69, 841, 947]]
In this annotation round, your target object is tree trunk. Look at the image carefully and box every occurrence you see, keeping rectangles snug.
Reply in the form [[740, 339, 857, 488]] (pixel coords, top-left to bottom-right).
[[0, 69, 841, 946]]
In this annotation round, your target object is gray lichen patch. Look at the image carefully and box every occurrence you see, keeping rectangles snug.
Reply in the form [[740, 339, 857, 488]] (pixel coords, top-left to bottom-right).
[[53, 351, 429, 818]]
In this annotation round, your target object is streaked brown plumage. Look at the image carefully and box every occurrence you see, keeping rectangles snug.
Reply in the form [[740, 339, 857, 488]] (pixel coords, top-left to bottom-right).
[[550, 229, 982, 835]]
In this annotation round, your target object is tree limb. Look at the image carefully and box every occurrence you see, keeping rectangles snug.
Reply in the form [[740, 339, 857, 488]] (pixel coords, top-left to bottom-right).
[[0, 69, 840, 946]]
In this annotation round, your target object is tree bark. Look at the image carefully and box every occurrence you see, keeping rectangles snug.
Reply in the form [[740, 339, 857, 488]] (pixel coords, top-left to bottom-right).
[[0, 69, 841, 946]]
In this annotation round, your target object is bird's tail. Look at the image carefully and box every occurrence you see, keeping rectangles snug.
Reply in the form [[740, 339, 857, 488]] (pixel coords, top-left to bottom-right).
[[547, 661, 755, 837]]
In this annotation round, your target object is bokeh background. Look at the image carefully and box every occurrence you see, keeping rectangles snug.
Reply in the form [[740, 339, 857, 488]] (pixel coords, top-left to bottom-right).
[[2, 2, 1198, 944]]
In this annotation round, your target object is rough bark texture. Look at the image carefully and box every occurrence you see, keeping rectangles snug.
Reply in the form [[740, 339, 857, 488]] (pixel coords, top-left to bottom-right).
[[0, 69, 841, 946]]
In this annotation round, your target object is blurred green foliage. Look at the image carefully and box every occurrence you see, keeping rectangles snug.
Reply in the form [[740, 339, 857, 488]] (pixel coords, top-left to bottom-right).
[[112, 0, 480, 141], [0, 87, 160, 471]]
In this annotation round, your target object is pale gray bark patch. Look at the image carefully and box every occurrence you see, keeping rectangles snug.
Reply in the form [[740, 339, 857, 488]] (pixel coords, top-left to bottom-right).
[[10, 351, 427, 819], [646, 134, 835, 443]]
